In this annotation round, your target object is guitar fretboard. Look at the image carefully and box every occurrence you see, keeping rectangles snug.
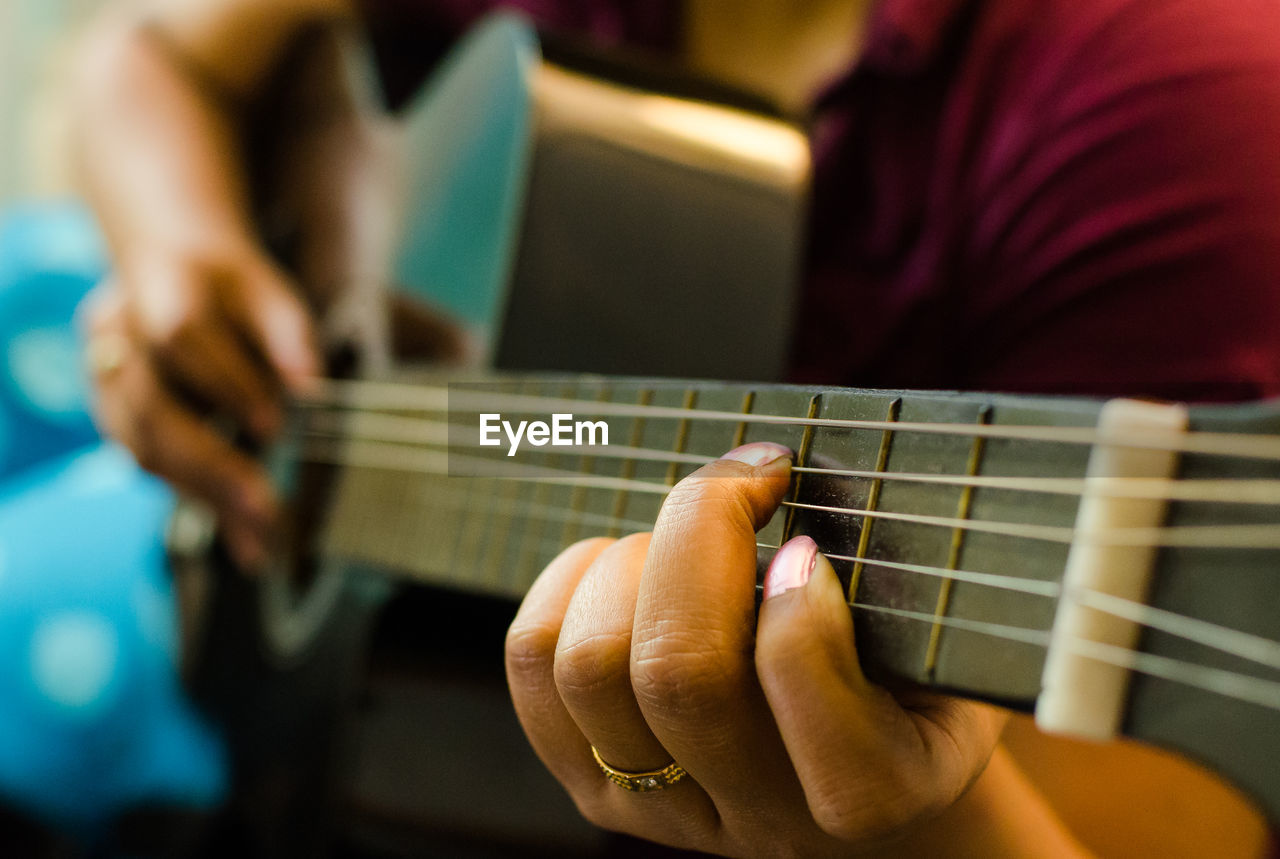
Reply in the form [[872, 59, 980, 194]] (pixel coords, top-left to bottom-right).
[[311, 374, 1129, 707]]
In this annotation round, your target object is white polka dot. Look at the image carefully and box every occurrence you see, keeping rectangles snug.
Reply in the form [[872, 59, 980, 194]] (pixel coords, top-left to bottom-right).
[[64, 445, 137, 497], [30, 611, 119, 710], [30, 223, 105, 278], [8, 327, 89, 418]]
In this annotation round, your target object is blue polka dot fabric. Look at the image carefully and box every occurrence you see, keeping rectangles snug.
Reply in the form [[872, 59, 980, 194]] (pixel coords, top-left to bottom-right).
[[0, 204, 227, 834], [0, 202, 105, 478]]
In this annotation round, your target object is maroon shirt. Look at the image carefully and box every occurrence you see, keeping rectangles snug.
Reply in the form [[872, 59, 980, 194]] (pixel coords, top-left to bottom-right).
[[358, 0, 1280, 402]]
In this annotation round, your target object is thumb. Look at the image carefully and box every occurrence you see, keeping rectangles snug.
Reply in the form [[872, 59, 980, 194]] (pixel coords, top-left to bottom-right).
[[757, 536, 870, 703], [755, 536, 928, 841], [229, 261, 321, 391]]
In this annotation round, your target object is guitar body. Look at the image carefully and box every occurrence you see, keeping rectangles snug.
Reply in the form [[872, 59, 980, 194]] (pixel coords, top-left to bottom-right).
[[176, 11, 1280, 856]]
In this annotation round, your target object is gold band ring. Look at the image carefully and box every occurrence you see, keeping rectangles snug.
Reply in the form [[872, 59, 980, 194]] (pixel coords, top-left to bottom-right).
[[590, 746, 688, 792], [86, 332, 129, 377]]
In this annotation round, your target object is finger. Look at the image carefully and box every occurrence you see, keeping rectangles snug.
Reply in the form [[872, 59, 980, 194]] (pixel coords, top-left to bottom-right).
[[388, 292, 469, 362], [554, 533, 676, 773], [755, 536, 1006, 842], [630, 443, 805, 818], [93, 339, 275, 569], [223, 261, 320, 393], [120, 260, 284, 437], [506, 538, 617, 790], [517, 536, 719, 846], [138, 311, 282, 440]]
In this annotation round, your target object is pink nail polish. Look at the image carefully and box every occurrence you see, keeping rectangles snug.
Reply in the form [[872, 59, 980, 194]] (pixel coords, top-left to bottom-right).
[[764, 535, 818, 600], [720, 442, 792, 467]]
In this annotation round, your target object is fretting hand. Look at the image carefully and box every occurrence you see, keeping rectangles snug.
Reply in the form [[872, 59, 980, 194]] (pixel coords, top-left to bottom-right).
[[505, 442, 1025, 856]]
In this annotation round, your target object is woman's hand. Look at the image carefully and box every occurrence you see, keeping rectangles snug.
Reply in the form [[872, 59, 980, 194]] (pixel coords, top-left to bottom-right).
[[505, 442, 1012, 856], [83, 246, 318, 570], [74, 0, 462, 569]]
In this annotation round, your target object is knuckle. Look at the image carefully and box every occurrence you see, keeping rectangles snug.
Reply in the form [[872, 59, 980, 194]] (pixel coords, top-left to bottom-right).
[[148, 310, 200, 357], [630, 632, 742, 718], [554, 630, 632, 701], [660, 478, 755, 531], [504, 620, 559, 686]]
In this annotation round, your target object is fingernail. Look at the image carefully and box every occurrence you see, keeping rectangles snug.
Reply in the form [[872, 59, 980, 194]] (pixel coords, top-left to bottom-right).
[[720, 442, 792, 467], [764, 535, 818, 600]]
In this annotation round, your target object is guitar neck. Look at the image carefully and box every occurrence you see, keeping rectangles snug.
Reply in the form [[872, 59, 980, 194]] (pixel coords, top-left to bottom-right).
[[305, 372, 1280, 819]]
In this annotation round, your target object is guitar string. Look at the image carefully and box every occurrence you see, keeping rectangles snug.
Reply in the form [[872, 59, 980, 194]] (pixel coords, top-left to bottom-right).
[[303, 436, 1280, 550], [343, 456, 1272, 669], [755, 543, 1280, 672], [326, 473, 1280, 713], [842, 604, 1280, 713], [308, 438, 1280, 674], [325, 471, 1280, 712], [297, 379, 1280, 462], [302, 412, 1280, 505]]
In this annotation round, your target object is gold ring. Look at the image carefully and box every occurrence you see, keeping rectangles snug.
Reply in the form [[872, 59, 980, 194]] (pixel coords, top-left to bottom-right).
[[590, 746, 688, 792], [86, 332, 129, 376]]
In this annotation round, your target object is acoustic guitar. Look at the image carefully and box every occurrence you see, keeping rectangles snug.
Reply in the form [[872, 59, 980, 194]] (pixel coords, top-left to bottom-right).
[[172, 12, 1280, 855]]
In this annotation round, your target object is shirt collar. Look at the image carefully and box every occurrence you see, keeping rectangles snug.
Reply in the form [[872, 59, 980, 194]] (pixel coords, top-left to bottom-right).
[[860, 0, 973, 75]]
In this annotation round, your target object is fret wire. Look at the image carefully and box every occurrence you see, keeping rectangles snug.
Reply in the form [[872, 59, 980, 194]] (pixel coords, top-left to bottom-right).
[[339, 484, 1280, 706], [844, 603, 1280, 712], [561, 383, 611, 546], [848, 399, 901, 603], [516, 383, 578, 578], [413, 484, 654, 537], [344, 478, 1280, 677], [850, 602, 1051, 648], [482, 382, 537, 590], [455, 477, 497, 577], [666, 389, 699, 487], [326, 471, 1280, 701], [383, 516, 621, 594], [758, 542, 1061, 598], [303, 421, 1280, 505], [774, 538, 1280, 671], [732, 391, 756, 449], [781, 394, 822, 543], [610, 389, 655, 537], [924, 406, 991, 679], [305, 441, 1280, 548], [308, 381, 1280, 461], [787, 468, 1280, 505], [781, 499, 1280, 549]]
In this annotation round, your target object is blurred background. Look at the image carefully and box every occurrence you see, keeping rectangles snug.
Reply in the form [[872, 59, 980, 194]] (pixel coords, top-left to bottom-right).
[[0, 0, 102, 205]]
